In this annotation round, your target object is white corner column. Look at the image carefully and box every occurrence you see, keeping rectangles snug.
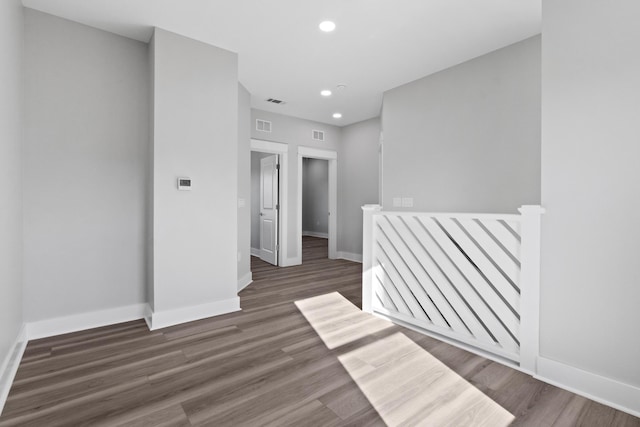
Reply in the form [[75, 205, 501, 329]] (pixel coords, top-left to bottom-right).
[[148, 28, 240, 329], [361, 204, 382, 313], [518, 205, 545, 374]]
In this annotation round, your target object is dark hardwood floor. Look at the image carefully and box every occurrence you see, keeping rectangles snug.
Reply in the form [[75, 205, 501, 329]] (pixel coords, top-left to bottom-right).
[[1, 237, 638, 426]]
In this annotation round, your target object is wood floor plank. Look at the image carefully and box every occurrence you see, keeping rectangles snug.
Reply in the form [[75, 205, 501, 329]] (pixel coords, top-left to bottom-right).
[[15, 333, 168, 379], [183, 347, 346, 424], [97, 354, 295, 426], [0, 377, 151, 426], [552, 394, 590, 427], [3, 351, 187, 417], [262, 399, 342, 427], [9, 325, 239, 396], [190, 356, 354, 426], [611, 411, 640, 427], [575, 400, 619, 426], [115, 404, 191, 427], [320, 382, 378, 421], [0, 237, 637, 426]]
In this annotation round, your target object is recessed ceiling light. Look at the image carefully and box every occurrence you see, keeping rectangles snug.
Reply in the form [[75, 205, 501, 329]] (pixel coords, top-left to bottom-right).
[[320, 90, 332, 97], [319, 21, 336, 32], [333, 113, 342, 119]]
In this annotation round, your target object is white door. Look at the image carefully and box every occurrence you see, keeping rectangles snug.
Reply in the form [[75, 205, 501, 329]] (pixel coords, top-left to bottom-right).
[[260, 155, 279, 265]]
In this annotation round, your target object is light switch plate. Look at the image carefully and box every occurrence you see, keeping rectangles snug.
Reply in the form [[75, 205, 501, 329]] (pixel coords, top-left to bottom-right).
[[402, 197, 414, 207], [238, 198, 246, 208]]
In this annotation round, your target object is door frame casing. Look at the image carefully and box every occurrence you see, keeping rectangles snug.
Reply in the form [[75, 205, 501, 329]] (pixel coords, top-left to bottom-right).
[[259, 154, 279, 266], [297, 146, 337, 262], [251, 139, 288, 267]]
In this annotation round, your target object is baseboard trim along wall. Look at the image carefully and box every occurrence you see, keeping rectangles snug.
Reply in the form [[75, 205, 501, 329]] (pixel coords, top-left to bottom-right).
[[336, 251, 363, 263], [250, 247, 260, 257], [536, 356, 640, 418], [282, 253, 361, 264], [26, 303, 147, 341], [25, 298, 242, 338], [238, 272, 253, 291], [0, 325, 28, 416], [147, 297, 241, 330], [302, 231, 328, 239], [281, 256, 302, 267]]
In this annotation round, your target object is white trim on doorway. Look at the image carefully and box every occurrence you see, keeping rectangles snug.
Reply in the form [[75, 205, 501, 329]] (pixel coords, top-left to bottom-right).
[[251, 139, 289, 267], [297, 146, 337, 262]]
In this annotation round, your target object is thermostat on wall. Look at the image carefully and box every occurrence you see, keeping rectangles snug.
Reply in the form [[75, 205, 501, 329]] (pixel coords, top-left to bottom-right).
[[177, 177, 192, 191]]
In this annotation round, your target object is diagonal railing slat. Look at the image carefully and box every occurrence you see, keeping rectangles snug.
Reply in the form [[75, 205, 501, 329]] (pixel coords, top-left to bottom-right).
[[376, 232, 450, 328], [373, 267, 409, 316], [375, 244, 431, 323], [436, 217, 520, 313], [480, 219, 521, 262], [380, 216, 468, 333], [456, 218, 521, 286]]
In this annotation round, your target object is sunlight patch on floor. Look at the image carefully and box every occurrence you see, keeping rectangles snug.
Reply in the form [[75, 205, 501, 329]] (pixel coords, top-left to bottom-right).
[[294, 292, 395, 350], [295, 292, 514, 426]]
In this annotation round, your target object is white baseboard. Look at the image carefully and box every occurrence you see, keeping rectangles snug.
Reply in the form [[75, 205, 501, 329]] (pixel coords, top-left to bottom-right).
[[536, 356, 640, 418], [336, 251, 363, 263], [148, 297, 240, 330], [26, 303, 147, 340], [281, 256, 302, 267], [254, 250, 301, 267], [0, 325, 28, 416], [238, 272, 253, 291], [302, 231, 328, 239]]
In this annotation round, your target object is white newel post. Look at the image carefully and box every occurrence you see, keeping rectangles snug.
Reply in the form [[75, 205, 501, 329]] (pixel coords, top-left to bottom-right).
[[518, 205, 545, 374], [362, 204, 382, 313]]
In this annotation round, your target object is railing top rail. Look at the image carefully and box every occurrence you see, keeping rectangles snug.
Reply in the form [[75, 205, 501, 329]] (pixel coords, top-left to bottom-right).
[[373, 210, 522, 222]]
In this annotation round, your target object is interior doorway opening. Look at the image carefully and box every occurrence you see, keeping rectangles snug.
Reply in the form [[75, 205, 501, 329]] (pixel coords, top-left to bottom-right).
[[250, 139, 288, 267], [297, 146, 337, 263], [301, 157, 329, 263]]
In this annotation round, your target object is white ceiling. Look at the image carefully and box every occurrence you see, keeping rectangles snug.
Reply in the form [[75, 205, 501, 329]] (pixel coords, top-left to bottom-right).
[[22, 0, 541, 126]]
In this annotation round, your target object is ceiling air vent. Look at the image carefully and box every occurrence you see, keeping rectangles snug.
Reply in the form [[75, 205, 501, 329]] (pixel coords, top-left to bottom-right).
[[312, 130, 325, 141], [265, 98, 286, 105], [256, 119, 272, 133]]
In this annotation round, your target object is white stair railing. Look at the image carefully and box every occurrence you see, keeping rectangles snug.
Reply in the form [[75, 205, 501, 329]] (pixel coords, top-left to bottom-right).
[[362, 205, 544, 373]]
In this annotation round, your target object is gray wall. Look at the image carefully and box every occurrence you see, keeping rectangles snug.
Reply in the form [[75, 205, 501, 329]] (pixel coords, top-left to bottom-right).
[[250, 152, 272, 251], [250, 109, 341, 261], [0, 0, 24, 381], [338, 117, 381, 256], [23, 10, 149, 321], [302, 158, 329, 235], [382, 36, 541, 213], [237, 84, 251, 285], [151, 28, 238, 312], [540, 1, 640, 387]]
